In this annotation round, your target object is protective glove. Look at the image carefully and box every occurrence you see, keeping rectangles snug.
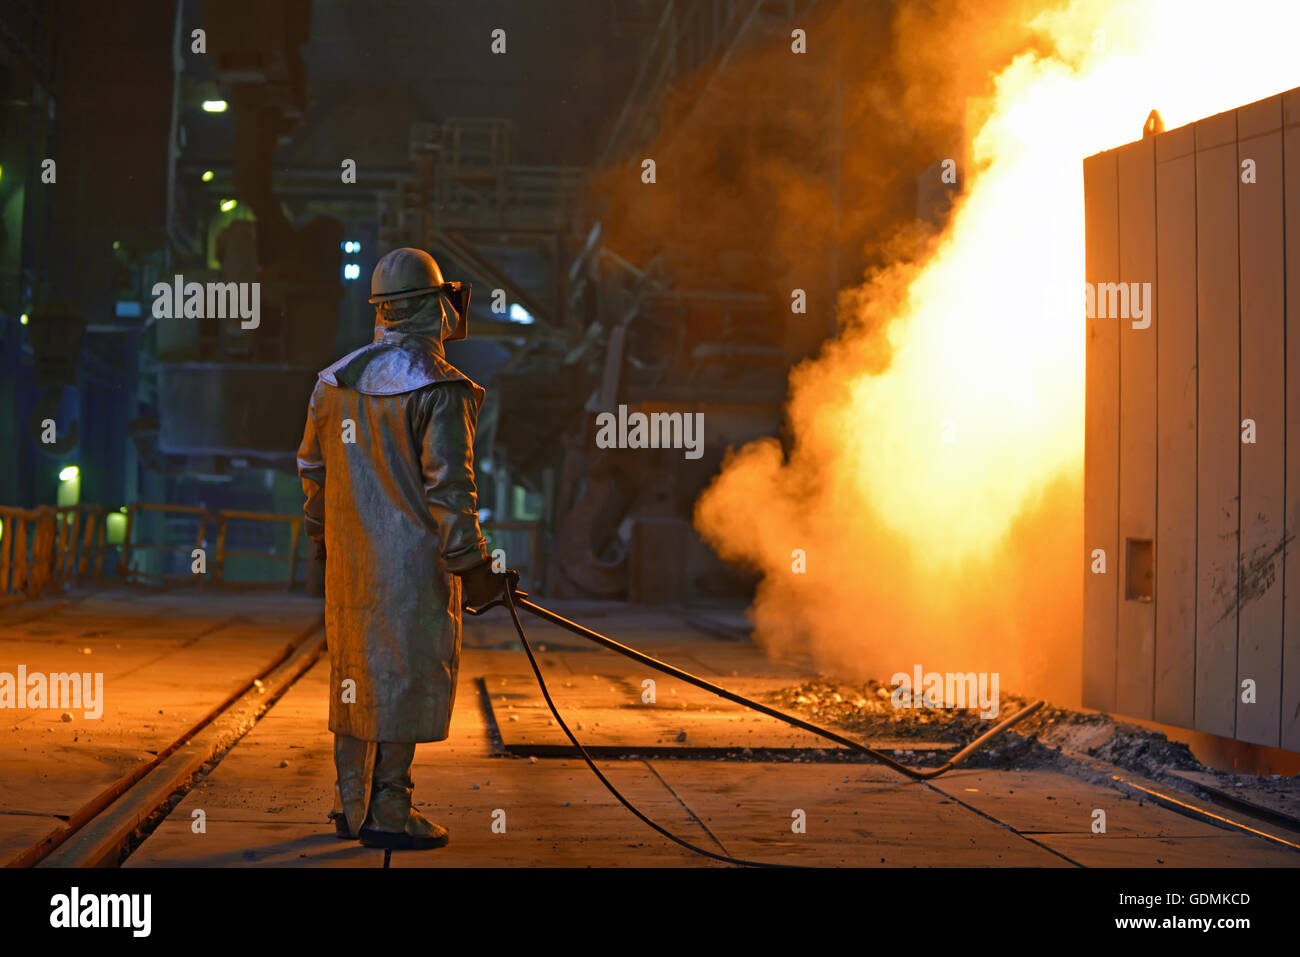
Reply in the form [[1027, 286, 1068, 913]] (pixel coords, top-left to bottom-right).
[[458, 560, 515, 609]]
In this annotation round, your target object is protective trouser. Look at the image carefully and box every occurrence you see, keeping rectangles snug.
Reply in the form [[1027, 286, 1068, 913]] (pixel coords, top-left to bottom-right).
[[331, 734, 419, 837]]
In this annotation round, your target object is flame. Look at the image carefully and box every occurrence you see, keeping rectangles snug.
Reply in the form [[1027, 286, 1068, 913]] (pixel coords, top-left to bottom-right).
[[696, 0, 1300, 702]]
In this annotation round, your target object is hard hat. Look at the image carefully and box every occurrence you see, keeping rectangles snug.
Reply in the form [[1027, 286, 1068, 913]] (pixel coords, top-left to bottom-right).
[[368, 247, 471, 340], [368, 247, 446, 304]]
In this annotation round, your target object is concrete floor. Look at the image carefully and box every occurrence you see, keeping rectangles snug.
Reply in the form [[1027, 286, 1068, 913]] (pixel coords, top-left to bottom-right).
[[3, 589, 1297, 868]]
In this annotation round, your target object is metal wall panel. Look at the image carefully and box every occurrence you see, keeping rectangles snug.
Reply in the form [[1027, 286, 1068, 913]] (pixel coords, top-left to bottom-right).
[[1193, 109, 1242, 738], [1236, 96, 1286, 747], [1283, 89, 1300, 751], [1116, 138, 1158, 718], [1083, 151, 1121, 713], [1153, 125, 1199, 729], [1088, 88, 1300, 752]]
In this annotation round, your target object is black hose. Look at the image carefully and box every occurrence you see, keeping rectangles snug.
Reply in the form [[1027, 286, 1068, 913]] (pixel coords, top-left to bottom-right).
[[507, 591, 1045, 778], [485, 586, 1046, 866], [502, 585, 795, 867]]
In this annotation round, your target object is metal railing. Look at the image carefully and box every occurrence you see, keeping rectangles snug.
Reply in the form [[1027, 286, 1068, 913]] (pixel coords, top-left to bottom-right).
[[117, 504, 307, 590], [0, 502, 307, 601], [211, 509, 303, 588], [0, 504, 117, 606], [0, 502, 545, 604], [0, 506, 53, 605], [116, 503, 209, 586]]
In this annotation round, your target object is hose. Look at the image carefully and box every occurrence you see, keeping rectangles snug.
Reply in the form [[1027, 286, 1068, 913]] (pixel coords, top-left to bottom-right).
[[478, 586, 1045, 866], [502, 586, 791, 866]]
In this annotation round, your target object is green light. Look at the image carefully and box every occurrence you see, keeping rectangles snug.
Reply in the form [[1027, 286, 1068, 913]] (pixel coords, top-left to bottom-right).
[[19, 313, 28, 325], [220, 199, 237, 212], [59, 465, 79, 482], [201, 170, 214, 182], [202, 100, 228, 113]]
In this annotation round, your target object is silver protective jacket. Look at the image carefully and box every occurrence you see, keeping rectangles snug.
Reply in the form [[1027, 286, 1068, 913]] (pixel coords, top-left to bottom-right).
[[297, 304, 488, 743]]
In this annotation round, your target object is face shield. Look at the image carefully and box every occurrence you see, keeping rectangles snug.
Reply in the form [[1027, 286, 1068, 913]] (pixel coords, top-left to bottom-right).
[[372, 281, 472, 343], [439, 282, 471, 341]]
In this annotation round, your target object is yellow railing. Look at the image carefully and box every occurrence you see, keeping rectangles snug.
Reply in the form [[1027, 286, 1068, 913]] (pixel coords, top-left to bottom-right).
[[212, 509, 303, 588], [0, 506, 50, 605], [0, 504, 114, 605], [0, 502, 305, 601], [0, 502, 544, 603], [117, 503, 305, 590]]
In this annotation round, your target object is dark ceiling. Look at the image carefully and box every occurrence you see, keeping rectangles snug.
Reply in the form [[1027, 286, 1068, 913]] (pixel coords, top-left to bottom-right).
[[183, 0, 655, 171]]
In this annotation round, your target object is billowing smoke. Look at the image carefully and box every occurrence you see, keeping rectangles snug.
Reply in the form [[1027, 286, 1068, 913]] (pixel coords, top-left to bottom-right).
[[596, 0, 1300, 706]]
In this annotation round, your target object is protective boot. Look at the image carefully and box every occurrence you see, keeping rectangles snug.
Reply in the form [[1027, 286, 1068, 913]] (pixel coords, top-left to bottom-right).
[[329, 734, 378, 839], [358, 742, 449, 850]]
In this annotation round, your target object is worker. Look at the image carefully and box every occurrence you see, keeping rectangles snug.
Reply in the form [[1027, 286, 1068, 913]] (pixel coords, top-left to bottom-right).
[[296, 247, 511, 850]]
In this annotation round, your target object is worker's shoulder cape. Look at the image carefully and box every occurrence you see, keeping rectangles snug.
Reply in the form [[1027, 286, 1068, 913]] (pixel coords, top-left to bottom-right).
[[317, 334, 485, 406]]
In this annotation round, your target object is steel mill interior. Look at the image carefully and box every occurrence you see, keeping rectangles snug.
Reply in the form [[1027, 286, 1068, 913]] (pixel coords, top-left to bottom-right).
[[0, 0, 1297, 923]]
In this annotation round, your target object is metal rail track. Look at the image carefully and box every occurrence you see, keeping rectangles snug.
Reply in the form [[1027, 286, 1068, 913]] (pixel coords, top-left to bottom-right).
[[5, 618, 325, 868]]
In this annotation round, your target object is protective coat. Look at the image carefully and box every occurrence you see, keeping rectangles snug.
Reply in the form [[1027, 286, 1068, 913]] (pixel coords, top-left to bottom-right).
[[297, 302, 488, 743]]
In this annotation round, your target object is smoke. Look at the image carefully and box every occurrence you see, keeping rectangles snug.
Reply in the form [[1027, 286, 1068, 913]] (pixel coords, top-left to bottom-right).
[[592, 0, 1300, 706], [698, 429, 1082, 703], [627, 0, 1082, 705], [695, 180, 1084, 701], [589, 1, 1051, 308]]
